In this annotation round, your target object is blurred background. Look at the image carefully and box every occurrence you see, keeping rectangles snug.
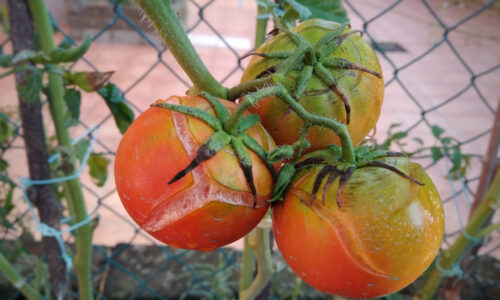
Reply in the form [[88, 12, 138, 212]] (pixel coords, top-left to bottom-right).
[[0, 0, 499, 299]]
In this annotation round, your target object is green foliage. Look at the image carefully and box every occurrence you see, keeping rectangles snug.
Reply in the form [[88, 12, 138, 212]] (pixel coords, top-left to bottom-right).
[[0, 54, 12, 68], [261, 0, 349, 29], [16, 69, 42, 103], [281, 0, 349, 27], [63, 88, 81, 127], [0, 158, 14, 229], [98, 83, 135, 134], [64, 71, 114, 92], [87, 154, 110, 187], [74, 139, 91, 162], [11, 35, 91, 65], [373, 123, 471, 181], [237, 114, 260, 132], [0, 113, 14, 148]]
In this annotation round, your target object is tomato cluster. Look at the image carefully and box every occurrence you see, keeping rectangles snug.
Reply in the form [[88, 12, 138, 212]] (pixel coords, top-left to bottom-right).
[[114, 18, 444, 299]]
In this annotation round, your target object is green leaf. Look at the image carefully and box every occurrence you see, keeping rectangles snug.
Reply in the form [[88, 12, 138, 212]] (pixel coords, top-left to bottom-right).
[[48, 34, 91, 64], [268, 145, 294, 163], [238, 114, 260, 132], [392, 131, 407, 140], [413, 137, 424, 145], [64, 71, 113, 92], [285, 0, 312, 20], [271, 163, 295, 202], [0, 54, 12, 68], [17, 69, 42, 103], [74, 139, 90, 162], [282, 0, 349, 26], [63, 88, 81, 127], [87, 153, 110, 187], [430, 146, 443, 162], [12, 49, 50, 64], [0, 114, 13, 145], [431, 125, 445, 138], [449, 146, 462, 173], [98, 83, 134, 134], [0, 158, 8, 171], [57, 37, 73, 50]]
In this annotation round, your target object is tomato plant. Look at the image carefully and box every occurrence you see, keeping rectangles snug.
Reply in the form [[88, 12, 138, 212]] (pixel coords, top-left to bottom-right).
[[115, 95, 276, 251], [272, 151, 444, 298], [241, 19, 384, 153]]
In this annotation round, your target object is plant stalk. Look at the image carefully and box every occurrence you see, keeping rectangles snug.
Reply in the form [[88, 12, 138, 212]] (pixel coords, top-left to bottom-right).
[[227, 76, 274, 101], [224, 86, 356, 163], [414, 169, 500, 300], [27, 0, 93, 299], [0, 251, 44, 300], [239, 228, 274, 300], [135, 0, 227, 98], [8, 0, 68, 299], [254, 3, 269, 49], [239, 233, 255, 293]]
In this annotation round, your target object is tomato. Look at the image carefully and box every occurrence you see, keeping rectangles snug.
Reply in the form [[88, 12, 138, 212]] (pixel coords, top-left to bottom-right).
[[272, 155, 444, 298], [241, 19, 384, 153], [114, 95, 275, 251]]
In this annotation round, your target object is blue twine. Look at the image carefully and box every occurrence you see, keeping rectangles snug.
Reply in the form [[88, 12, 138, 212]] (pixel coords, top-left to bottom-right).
[[19, 125, 100, 271], [435, 257, 464, 279]]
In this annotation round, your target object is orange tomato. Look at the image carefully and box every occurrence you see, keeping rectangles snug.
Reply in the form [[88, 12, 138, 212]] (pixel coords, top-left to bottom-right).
[[241, 19, 384, 152], [272, 156, 444, 298], [115, 95, 275, 251]]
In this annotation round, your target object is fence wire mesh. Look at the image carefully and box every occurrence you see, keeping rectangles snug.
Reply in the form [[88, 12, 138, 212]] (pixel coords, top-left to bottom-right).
[[0, 0, 499, 299]]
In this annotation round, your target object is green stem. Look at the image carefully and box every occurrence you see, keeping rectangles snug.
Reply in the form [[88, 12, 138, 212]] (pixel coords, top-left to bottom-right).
[[254, 3, 268, 49], [415, 169, 500, 300], [224, 86, 356, 163], [27, 1, 93, 299], [0, 251, 44, 300], [239, 234, 255, 293], [227, 76, 274, 101], [239, 227, 273, 300], [135, 0, 227, 98]]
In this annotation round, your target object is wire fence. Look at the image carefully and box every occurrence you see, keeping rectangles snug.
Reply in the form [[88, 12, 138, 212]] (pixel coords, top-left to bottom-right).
[[0, 0, 499, 299]]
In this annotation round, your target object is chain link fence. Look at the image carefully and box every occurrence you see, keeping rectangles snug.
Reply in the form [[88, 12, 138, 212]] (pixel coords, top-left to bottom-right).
[[1, 0, 499, 299]]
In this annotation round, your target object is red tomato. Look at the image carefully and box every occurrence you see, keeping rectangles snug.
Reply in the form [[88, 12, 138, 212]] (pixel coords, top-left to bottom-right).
[[272, 156, 444, 298], [115, 95, 275, 251]]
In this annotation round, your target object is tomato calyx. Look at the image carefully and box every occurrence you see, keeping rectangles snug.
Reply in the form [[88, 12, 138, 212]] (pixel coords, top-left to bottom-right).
[[152, 91, 276, 207], [270, 145, 424, 205], [241, 23, 381, 125]]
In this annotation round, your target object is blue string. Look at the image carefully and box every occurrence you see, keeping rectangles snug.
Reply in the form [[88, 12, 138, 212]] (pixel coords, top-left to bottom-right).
[[19, 125, 100, 271], [435, 257, 464, 279]]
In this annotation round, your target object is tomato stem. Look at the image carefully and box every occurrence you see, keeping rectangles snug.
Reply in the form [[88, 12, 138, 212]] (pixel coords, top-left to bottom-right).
[[27, 0, 93, 299], [135, 0, 228, 98], [0, 251, 43, 300], [227, 76, 275, 101], [225, 86, 356, 164], [239, 227, 274, 300], [254, 2, 269, 49], [415, 169, 500, 300]]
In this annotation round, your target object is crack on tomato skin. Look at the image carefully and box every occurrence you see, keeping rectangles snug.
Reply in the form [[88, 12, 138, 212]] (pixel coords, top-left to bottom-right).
[[141, 99, 272, 232], [289, 187, 392, 280], [168, 143, 217, 184]]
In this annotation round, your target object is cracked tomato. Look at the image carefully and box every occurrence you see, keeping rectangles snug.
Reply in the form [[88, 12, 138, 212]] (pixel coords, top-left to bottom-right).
[[272, 156, 444, 298], [241, 19, 384, 152], [115, 95, 275, 251]]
